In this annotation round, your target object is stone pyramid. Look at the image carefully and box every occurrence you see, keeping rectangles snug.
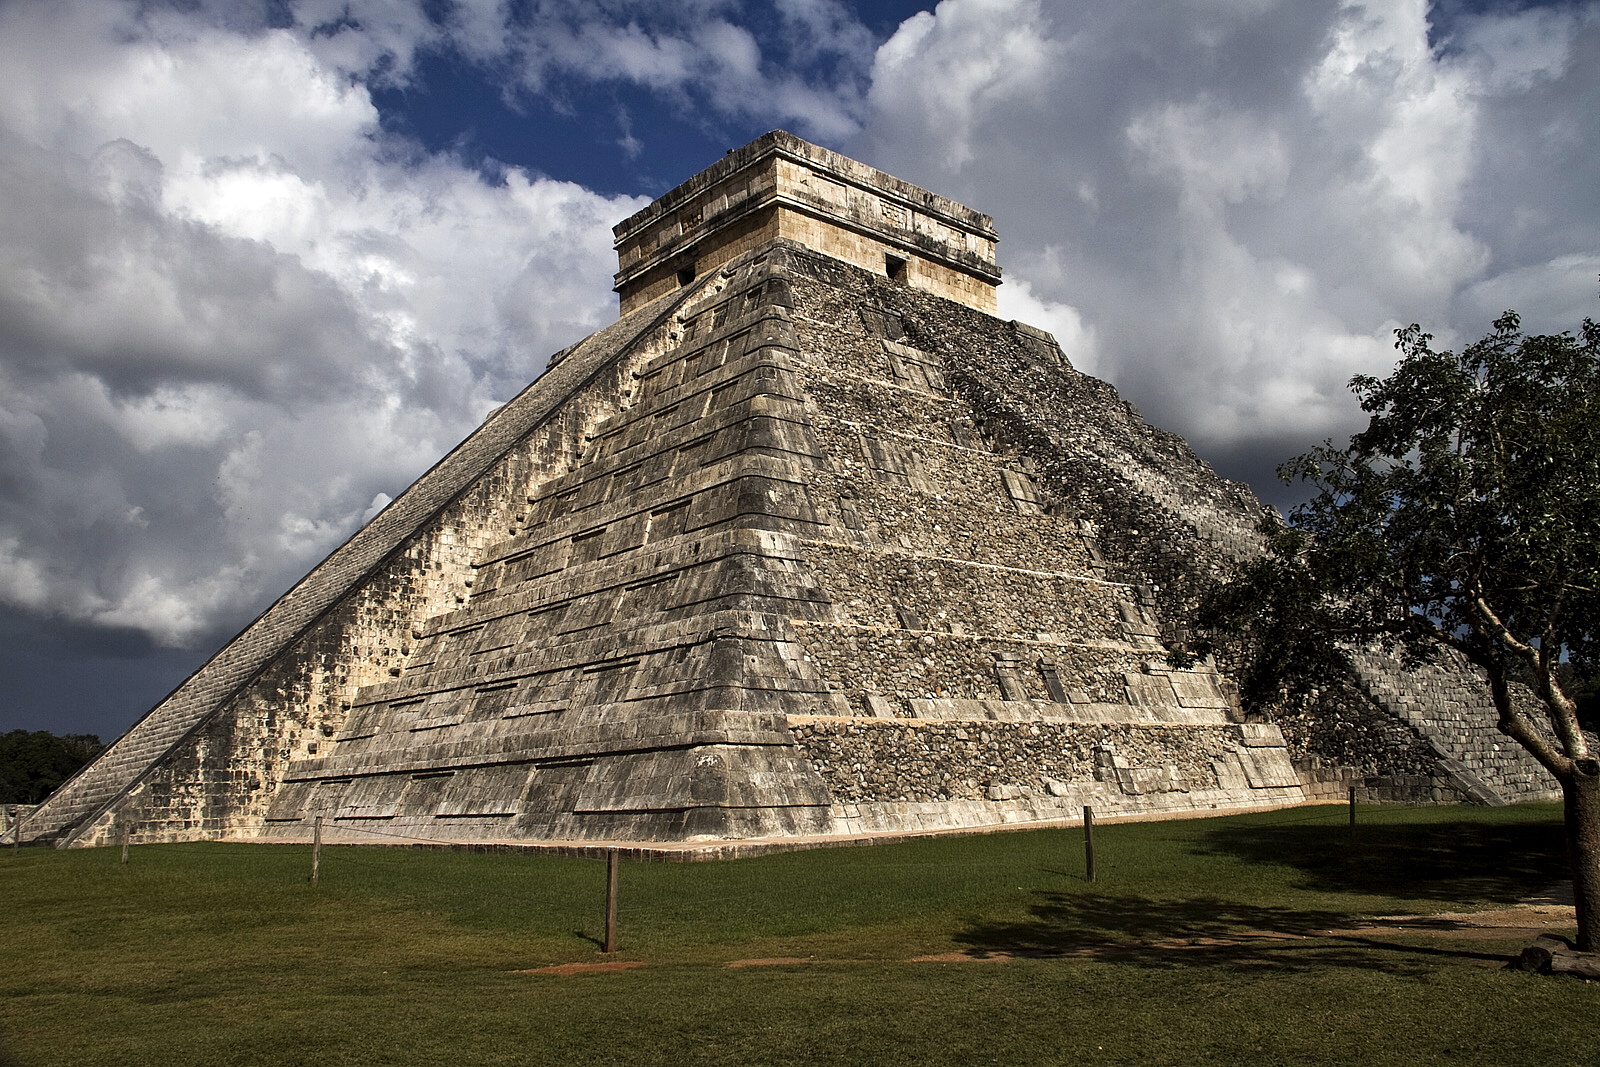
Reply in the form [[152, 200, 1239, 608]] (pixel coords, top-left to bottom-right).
[[27, 132, 1542, 850]]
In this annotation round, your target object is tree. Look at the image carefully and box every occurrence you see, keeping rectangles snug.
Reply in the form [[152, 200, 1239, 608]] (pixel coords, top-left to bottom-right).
[[0, 731, 106, 806], [1178, 308, 1600, 949]]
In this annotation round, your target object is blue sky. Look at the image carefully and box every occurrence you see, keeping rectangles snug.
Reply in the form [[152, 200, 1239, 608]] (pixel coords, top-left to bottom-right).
[[0, 0, 1596, 740], [369, 0, 933, 194]]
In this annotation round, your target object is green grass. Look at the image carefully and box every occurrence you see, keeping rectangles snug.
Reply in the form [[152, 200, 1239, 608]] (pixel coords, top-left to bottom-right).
[[2, 803, 1594, 1067]]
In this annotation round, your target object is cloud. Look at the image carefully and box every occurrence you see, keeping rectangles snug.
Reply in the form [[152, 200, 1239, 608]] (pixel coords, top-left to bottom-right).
[[0, 0, 642, 649], [995, 274, 1100, 375], [448, 0, 875, 143], [852, 0, 1599, 468], [868, 0, 1062, 168], [1450, 3, 1600, 297]]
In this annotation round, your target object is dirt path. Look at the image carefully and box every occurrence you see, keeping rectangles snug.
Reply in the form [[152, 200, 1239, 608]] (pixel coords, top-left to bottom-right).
[[912, 884, 1578, 963], [1321, 882, 1575, 941], [518, 885, 1580, 972]]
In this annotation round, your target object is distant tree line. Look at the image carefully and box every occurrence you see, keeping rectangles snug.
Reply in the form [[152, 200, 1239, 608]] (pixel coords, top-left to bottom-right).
[[0, 731, 105, 805]]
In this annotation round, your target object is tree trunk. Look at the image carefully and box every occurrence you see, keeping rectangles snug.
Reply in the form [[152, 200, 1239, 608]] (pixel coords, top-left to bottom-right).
[[1563, 761, 1600, 952]]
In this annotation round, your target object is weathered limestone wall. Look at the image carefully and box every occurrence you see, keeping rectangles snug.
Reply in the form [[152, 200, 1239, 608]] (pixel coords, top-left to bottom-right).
[[1277, 674, 1444, 800], [764, 243, 1553, 822], [86, 240, 1304, 847], [750, 246, 1304, 830], [1232, 649, 1561, 807], [38, 233, 1551, 850], [797, 244, 1554, 809], [773, 201, 999, 314], [1351, 651, 1559, 803], [65, 346, 651, 846], [614, 209, 783, 314], [790, 718, 1231, 804]]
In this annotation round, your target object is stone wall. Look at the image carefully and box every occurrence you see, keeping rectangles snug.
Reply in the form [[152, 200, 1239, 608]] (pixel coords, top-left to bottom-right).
[[1352, 651, 1560, 803], [1270, 652, 1561, 806], [753, 245, 1305, 830], [770, 242, 1553, 815], [52, 237, 1315, 847], [1276, 678, 1441, 781], [773, 203, 999, 314], [789, 718, 1230, 803], [248, 252, 846, 844]]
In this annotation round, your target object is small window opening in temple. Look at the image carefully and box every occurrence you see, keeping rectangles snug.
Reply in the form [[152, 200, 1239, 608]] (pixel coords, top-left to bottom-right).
[[885, 254, 908, 284], [677, 265, 696, 287]]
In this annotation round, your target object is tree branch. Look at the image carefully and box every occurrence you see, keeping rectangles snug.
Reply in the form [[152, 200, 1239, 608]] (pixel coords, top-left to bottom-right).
[[1472, 595, 1589, 762]]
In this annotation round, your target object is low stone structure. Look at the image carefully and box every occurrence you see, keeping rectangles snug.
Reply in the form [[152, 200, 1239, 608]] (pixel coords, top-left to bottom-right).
[[613, 132, 999, 315], [16, 132, 1554, 850]]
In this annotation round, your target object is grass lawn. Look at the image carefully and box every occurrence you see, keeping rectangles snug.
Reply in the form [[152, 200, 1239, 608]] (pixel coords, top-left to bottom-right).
[[2, 803, 1594, 1066]]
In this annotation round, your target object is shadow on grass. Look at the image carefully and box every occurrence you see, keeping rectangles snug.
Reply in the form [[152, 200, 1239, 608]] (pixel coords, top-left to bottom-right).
[[955, 815, 1566, 974], [1194, 818, 1569, 905], [951, 891, 1509, 974]]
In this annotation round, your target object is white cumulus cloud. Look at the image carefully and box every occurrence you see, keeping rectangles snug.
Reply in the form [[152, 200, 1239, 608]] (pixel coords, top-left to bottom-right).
[[0, 0, 642, 648], [851, 0, 1599, 485]]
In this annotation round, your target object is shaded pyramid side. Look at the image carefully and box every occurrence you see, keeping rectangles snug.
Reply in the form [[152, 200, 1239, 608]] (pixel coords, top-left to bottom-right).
[[869, 243, 1556, 811], [743, 245, 1304, 830], [1273, 649, 1560, 805]]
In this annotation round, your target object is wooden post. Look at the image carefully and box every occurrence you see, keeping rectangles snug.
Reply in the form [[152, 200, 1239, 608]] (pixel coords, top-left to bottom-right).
[[310, 816, 323, 887], [119, 823, 130, 866], [1348, 786, 1357, 837], [603, 849, 620, 953], [1083, 806, 1096, 883]]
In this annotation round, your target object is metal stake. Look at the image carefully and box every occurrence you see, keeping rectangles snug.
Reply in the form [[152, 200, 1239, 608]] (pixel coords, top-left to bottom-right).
[[1083, 806, 1096, 882]]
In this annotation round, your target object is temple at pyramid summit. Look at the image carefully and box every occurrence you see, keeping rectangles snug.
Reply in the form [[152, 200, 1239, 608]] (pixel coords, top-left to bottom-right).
[[17, 132, 1556, 850]]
